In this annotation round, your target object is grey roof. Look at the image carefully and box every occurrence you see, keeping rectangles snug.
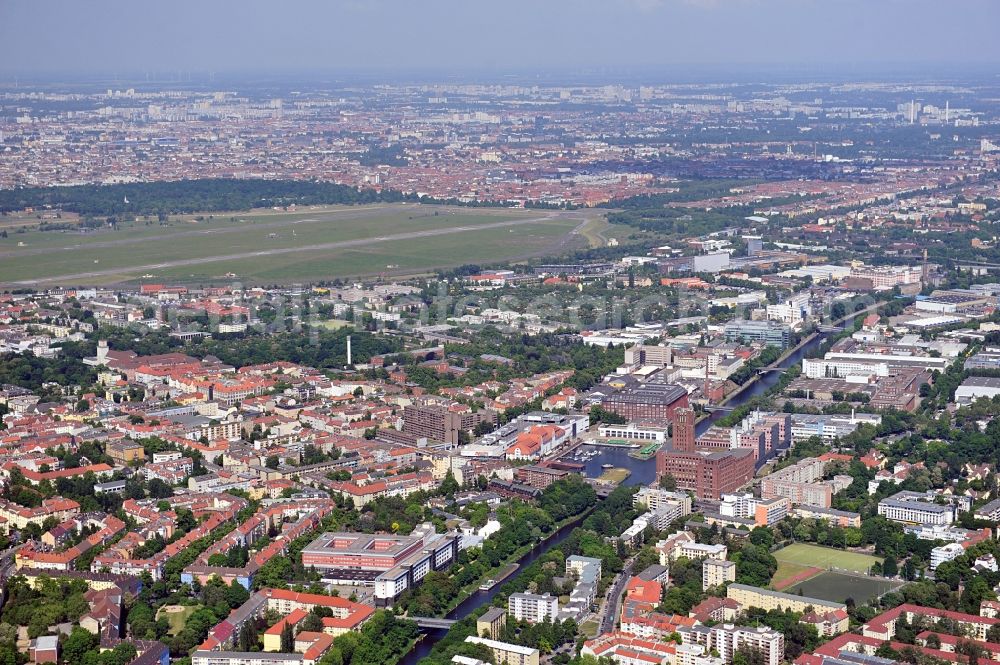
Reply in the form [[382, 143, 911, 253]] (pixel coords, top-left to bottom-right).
[[976, 498, 1000, 515], [478, 607, 506, 623], [729, 583, 845, 609], [34, 636, 59, 649], [636, 564, 670, 581], [960, 376, 1000, 388], [879, 491, 956, 514]]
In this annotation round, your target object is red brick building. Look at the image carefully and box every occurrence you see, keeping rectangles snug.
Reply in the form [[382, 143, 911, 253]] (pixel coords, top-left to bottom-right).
[[514, 464, 570, 489], [671, 407, 696, 453], [656, 449, 754, 499], [601, 382, 689, 423]]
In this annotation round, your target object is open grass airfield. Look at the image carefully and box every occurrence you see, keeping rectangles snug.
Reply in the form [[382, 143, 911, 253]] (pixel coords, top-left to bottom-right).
[[0, 204, 616, 287]]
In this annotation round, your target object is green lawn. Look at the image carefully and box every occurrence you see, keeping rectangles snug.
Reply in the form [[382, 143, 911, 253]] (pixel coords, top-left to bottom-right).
[[578, 618, 601, 639], [0, 204, 584, 285], [773, 543, 881, 573], [156, 604, 198, 636]]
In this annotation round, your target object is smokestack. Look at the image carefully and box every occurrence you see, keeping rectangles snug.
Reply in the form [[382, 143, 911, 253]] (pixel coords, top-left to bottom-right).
[[346, 335, 352, 366], [910, 100, 915, 125], [945, 100, 949, 124]]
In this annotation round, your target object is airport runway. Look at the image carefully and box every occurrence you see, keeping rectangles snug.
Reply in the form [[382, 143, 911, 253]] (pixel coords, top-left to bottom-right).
[[0, 205, 405, 259], [7, 212, 570, 286]]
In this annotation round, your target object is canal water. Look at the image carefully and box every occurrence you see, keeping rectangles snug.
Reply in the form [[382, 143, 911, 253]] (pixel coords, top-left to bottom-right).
[[397, 322, 846, 664], [398, 516, 586, 665], [570, 321, 840, 484]]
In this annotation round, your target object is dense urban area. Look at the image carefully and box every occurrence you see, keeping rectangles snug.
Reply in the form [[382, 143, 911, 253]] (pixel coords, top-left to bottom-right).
[[2, 70, 1000, 665]]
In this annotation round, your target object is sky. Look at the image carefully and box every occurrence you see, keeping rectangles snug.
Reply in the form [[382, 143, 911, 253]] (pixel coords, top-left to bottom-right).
[[2, 0, 999, 78]]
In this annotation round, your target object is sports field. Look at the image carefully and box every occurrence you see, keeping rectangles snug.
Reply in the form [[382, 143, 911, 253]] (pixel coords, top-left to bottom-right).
[[774, 543, 881, 572], [0, 204, 598, 286], [771, 543, 881, 588], [785, 571, 903, 605]]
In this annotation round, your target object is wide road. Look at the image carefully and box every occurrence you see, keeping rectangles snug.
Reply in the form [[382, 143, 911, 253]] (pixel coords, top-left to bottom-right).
[[7, 212, 573, 286]]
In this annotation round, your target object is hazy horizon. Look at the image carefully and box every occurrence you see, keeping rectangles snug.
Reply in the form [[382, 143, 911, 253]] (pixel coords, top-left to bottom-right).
[[2, 0, 999, 79]]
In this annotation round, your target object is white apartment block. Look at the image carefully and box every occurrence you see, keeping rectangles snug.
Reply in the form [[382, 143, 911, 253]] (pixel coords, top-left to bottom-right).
[[675, 643, 724, 665], [930, 543, 965, 570], [634, 487, 693, 515], [566, 555, 602, 580], [711, 625, 784, 665], [702, 559, 737, 591], [508, 592, 559, 624]]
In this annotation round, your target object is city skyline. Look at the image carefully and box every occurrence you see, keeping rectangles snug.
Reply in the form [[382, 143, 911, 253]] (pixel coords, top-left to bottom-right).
[[2, 0, 1000, 77], [3, 4, 1000, 665]]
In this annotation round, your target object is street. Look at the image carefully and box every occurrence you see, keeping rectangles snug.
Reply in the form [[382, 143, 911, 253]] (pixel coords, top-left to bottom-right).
[[597, 557, 636, 635]]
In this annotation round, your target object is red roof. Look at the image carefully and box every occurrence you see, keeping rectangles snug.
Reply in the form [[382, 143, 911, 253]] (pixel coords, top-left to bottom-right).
[[625, 577, 662, 605]]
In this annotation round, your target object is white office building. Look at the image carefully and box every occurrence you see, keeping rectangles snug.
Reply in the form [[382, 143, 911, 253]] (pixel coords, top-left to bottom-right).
[[878, 491, 956, 526]]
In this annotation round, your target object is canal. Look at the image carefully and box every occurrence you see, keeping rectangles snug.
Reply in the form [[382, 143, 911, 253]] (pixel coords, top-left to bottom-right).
[[398, 515, 588, 665], [571, 318, 844, 483], [397, 319, 850, 664]]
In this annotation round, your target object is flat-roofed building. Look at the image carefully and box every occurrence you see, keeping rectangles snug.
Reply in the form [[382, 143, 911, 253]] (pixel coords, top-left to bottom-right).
[[727, 583, 846, 616], [598, 423, 669, 443], [476, 607, 506, 639], [955, 376, 1000, 405], [634, 487, 692, 516], [804, 353, 947, 378], [930, 542, 965, 570], [300, 528, 460, 607], [464, 637, 540, 665], [403, 400, 496, 446], [789, 412, 882, 443], [975, 498, 1000, 522], [711, 624, 784, 665], [601, 381, 689, 423], [723, 320, 791, 348], [656, 449, 754, 500], [193, 652, 307, 665], [508, 593, 559, 624], [702, 559, 737, 591], [791, 505, 861, 528], [877, 491, 957, 526], [965, 349, 1000, 371], [760, 457, 853, 508], [513, 465, 568, 489], [301, 533, 425, 578], [624, 344, 674, 367]]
